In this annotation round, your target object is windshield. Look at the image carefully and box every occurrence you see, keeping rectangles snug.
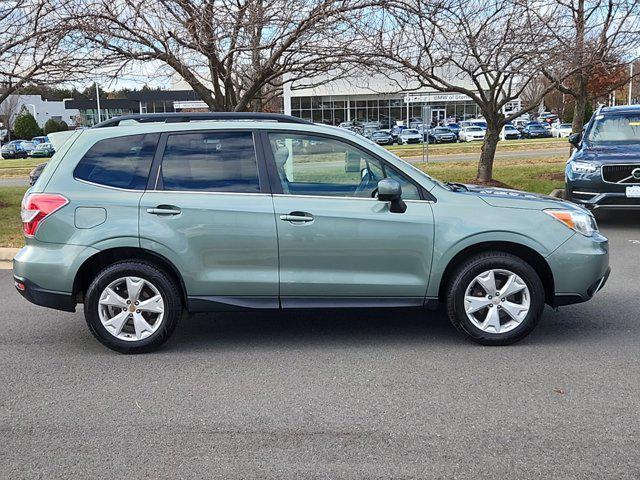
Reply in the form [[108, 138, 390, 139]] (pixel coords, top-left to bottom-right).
[[404, 129, 419, 134], [434, 128, 451, 133], [560, 124, 572, 129], [587, 114, 640, 145], [466, 127, 482, 132]]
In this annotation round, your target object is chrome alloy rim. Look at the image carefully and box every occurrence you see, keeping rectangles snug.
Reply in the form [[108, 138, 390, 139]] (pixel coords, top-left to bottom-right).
[[98, 276, 165, 341], [464, 269, 530, 334]]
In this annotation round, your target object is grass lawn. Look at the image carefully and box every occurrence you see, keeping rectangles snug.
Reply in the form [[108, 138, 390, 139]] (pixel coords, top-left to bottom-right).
[[0, 158, 46, 178], [416, 159, 565, 193], [0, 158, 565, 247], [386, 138, 569, 158], [0, 186, 28, 248]]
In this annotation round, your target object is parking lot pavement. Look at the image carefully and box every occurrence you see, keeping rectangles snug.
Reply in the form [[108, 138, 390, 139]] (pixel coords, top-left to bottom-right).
[[1, 211, 639, 479]]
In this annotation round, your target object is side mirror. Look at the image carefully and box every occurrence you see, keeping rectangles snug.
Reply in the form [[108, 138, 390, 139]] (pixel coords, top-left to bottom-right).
[[377, 178, 407, 213], [568, 132, 582, 148]]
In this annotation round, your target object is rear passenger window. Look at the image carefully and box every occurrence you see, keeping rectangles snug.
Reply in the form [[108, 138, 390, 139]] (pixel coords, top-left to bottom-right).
[[74, 134, 158, 190], [159, 132, 260, 192]]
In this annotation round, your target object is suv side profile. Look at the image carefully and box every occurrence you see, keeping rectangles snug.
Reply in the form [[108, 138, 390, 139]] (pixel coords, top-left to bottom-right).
[[14, 113, 610, 353]]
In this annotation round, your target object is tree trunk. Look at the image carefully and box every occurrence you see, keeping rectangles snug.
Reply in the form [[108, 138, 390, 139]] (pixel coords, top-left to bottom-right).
[[477, 123, 500, 183], [571, 74, 588, 133]]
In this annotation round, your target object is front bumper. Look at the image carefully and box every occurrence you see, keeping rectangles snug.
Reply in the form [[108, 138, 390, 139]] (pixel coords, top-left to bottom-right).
[[547, 231, 610, 306], [566, 164, 640, 209]]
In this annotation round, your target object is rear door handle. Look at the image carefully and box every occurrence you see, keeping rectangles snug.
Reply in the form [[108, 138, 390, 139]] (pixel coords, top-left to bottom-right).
[[279, 211, 314, 223], [147, 205, 181, 215]]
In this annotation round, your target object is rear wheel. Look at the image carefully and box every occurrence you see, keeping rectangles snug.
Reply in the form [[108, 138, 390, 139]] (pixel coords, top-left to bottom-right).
[[84, 261, 182, 353], [446, 252, 545, 345]]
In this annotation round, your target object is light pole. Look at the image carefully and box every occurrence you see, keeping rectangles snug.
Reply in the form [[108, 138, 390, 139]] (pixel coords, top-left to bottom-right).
[[629, 63, 634, 105], [95, 83, 102, 124]]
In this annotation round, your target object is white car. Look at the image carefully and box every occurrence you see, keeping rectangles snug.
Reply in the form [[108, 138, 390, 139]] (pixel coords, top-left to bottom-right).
[[398, 129, 423, 145], [500, 124, 521, 140], [458, 126, 486, 142], [551, 123, 573, 138]]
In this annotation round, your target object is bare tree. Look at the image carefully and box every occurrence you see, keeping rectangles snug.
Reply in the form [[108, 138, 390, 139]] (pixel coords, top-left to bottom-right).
[[349, 0, 579, 183], [0, 94, 21, 141], [540, 0, 640, 132], [0, 1, 91, 104], [68, 0, 373, 112]]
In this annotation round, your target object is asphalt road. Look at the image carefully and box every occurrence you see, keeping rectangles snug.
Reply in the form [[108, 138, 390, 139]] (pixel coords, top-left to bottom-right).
[[1, 210, 639, 479]]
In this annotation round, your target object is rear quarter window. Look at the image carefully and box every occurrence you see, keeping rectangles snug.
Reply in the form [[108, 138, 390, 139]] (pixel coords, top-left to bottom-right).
[[74, 134, 159, 190]]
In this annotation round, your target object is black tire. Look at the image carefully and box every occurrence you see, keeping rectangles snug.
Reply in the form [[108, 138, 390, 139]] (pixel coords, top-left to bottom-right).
[[446, 251, 545, 346], [84, 260, 182, 353]]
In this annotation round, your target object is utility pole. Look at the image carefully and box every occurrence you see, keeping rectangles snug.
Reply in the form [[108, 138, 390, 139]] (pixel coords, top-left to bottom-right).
[[95, 83, 102, 124], [629, 63, 634, 105]]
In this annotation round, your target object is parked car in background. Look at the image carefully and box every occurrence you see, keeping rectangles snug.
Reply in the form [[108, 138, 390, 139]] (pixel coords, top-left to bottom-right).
[[390, 125, 406, 144], [521, 123, 552, 139], [566, 105, 640, 210], [19, 141, 37, 155], [513, 119, 529, 131], [444, 123, 461, 140], [398, 129, 423, 144], [459, 126, 486, 142], [29, 162, 47, 186], [500, 124, 521, 140], [13, 112, 610, 353], [29, 142, 55, 158], [31, 136, 49, 145], [371, 130, 394, 145], [427, 127, 457, 144], [1, 141, 28, 159], [551, 123, 573, 138]]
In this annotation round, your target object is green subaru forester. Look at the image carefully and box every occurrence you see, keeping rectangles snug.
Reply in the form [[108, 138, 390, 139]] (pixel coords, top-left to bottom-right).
[[13, 113, 610, 353]]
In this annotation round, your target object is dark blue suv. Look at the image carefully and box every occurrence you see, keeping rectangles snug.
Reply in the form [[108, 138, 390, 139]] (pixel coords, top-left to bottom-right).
[[566, 105, 640, 209]]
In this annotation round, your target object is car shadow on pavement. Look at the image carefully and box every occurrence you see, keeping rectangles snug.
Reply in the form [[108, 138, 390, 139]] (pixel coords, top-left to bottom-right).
[[167, 307, 463, 352]]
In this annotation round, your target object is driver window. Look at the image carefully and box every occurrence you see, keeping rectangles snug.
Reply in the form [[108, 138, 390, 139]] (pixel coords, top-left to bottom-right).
[[268, 133, 420, 199]]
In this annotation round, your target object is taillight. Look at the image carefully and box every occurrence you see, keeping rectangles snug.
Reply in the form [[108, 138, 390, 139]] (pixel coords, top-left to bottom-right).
[[21, 193, 68, 237]]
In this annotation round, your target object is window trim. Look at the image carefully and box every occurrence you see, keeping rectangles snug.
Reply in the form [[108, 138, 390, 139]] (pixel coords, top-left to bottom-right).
[[257, 129, 433, 201], [149, 129, 269, 194]]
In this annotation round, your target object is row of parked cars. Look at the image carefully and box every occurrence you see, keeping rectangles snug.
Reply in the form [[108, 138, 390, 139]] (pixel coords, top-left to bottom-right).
[[339, 117, 574, 145], [0, 136, 55, 159]]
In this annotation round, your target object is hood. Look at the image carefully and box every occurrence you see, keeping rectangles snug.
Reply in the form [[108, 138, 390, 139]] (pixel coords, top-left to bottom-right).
[[462, 185, 584, 211], [577, 143, 640, 163]]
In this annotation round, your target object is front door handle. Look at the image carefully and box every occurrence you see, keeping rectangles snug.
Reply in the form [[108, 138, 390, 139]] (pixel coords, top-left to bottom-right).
[[280, 211, 314, 223], [147, 205, 181, 215]]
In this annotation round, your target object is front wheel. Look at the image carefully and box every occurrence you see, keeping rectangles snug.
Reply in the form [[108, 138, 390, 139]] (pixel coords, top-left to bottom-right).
[[446, 252, 545, 345], [84, 261, 182, 353]]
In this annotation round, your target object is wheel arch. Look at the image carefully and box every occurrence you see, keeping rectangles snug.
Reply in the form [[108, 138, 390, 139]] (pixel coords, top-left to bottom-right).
[[72, 247, 187, 306], [437, 241, 555, 305]]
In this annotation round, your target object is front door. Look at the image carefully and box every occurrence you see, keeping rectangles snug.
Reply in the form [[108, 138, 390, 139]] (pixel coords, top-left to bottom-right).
[[139, 129, 279, 309], [263, 131, 434, 307]]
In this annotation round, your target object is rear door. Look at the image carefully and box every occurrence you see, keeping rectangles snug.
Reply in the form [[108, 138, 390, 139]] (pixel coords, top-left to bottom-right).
[[261, 130, 435, 307], [139, 129, 279, 309]]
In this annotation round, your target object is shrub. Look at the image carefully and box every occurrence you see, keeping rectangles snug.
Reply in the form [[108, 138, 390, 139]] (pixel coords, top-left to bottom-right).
[[13, 113, 41, 139]]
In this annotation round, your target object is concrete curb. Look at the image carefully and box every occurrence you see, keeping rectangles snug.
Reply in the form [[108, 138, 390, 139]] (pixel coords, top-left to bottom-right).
[[0, 247, 19, 261]]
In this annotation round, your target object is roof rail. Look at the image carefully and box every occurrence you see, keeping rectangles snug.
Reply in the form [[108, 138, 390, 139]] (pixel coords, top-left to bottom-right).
[[92, 112, 312, 128]]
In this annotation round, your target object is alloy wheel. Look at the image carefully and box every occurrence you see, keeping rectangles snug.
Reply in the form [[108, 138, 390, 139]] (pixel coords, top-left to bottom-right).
[[463, 269, 530, 334], [98, 276, 165, 341]]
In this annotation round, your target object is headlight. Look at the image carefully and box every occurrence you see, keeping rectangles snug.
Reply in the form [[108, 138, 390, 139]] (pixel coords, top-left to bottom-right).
[[570, 161, 598, 174], [544, 209, 598, 236]]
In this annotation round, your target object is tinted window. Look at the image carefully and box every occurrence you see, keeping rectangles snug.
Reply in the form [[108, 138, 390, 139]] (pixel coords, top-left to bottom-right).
[[74, 134, 158, 190], [160, 132, 259, 192], [268, 133, 420, 200]]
